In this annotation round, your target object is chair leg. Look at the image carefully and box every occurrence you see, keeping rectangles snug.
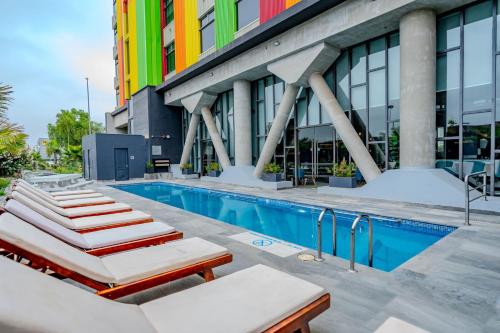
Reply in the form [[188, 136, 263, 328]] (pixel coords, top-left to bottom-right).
[[202, 268, 215, 282]]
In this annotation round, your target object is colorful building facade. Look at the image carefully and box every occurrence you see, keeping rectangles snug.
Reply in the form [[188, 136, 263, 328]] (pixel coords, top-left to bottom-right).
[[112, 0, 302, 111]]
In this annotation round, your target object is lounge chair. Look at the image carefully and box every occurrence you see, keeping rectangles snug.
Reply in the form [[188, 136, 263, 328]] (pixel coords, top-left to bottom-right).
[[17, 178, 97, 196], [9, 191, 152, 232], [15, 179, 103, 200], [9, 190, 132, 219], [3, 200, 183, 256], [0, 211, 232, 299], [0, 256, 330, 332], [13, 185, 115, 208]]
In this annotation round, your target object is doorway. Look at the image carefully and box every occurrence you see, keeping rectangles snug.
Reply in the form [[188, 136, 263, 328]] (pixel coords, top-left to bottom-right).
[[297, 126, 334, 185], [114, 148, 129, 181]]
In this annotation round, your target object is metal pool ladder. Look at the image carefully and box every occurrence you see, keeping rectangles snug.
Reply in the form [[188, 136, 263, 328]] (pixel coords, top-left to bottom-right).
[[349, 214, 373, 272], [315, 208, 337, 262], [464, 171, 488, 226]]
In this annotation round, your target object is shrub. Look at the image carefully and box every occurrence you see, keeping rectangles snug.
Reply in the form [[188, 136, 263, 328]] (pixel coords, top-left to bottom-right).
[[0, 178, 10, 196], [264, 162, 282, 174], [180, 163, 193, 170], [328, 159, 357, 177], [146, 161, 154, 169], [205, 162, 220, 172]]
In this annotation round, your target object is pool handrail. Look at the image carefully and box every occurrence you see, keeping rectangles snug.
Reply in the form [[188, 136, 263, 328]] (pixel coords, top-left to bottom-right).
[[315, 207, 337, 262], [349, 214, 373, 272], [464, 170, 488, 226]]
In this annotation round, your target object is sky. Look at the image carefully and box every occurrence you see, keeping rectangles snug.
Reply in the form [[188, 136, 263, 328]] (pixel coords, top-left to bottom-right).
[[0, 1, 115, 146]]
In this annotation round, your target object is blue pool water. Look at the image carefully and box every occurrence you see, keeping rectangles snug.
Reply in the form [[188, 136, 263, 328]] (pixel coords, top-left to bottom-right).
[[113, 182, 456, 272]]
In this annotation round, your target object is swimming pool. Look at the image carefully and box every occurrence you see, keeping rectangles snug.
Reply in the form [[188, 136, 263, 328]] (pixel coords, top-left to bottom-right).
[[113, 182, 456, 272]]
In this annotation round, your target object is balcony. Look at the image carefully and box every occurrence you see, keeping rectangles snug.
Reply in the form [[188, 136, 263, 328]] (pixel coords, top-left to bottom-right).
[[113, 45, 118, 60], [112, 14, 117, 30], [114, 77, 119, 90]]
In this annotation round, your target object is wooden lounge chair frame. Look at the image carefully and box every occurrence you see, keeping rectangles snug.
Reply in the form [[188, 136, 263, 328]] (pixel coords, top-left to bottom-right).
[[264, 294, 330, 333], [0, 237, 233, 300]]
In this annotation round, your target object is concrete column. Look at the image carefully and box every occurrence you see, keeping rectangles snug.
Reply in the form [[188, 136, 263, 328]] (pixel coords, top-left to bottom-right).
[[201, 106, 232, 168], [179, 113, 200, 166], [400, 9, 436, 169], [308, 72, 381, 182], [233, 80, 252, 166], [254, 84, 299, 178]]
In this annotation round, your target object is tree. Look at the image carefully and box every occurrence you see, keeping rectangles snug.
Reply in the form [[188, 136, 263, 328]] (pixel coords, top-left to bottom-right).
[[0, 83, 28, 155], [48, 108, 103, 148]]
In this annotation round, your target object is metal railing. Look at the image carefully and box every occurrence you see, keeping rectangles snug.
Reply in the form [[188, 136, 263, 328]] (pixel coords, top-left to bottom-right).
[[464, 171, 488, 226], [349, 214, 373, 272], [315, 208, 337, 262]]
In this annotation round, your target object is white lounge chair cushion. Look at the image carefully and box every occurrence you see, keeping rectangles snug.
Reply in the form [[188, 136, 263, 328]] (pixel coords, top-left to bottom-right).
[[5, 200, 175, 249], [11, 191, 151, 229], [16, 180, 103, 201], [0, 257, 326, 333], [14, 185, 114, 207], [0, 213, 227, 285], [141, 264, 327, 333], [0, 212, 114, 282], [52, 193, 104, 201], [101, 237, 228, 285], [17, 178, 97, 196], [0, 256, 156, 333], [374, 317, 430, 333], [82, 223, 176, 249], [11, 189, 130, 217]]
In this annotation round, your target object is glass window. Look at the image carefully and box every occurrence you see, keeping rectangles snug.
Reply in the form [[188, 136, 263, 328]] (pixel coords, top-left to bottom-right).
[[496, 55, 500, 121], [463, 1, 493, 113], [436, 139, 460, 173], [351, 85, 367, 143], [165, 0, 174, 25], [437, 12, 461, 52], [257, 102, 265, 135], [296, 96, 307, 128], [462, 112, 492, 160], [369, 143, 386, 169], [388, 121, 400, 169], [166, 42, 175, 74], [351, 45, 367, 86], [497, 123, 500, 150], [265, 83, 274, 128], [497, 0, 500, 51], [388, 33, 400, 123], [308, 90, 320, 126], [236, 0, 259, 30], [369, 38, 385, 70], [200, 10, 215, 52], [335, 52, 350, 111], [369, 70, 386, 141], [436, 50, 461, 137]]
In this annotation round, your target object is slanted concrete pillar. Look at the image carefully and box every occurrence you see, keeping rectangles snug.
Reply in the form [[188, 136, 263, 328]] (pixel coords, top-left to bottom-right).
[[400, 9, 436, 169], [309, 72, 381, 182], [201, 106, 231, 168], [254, 84, 299, 178], [233, 80, 252, 166], [179, 113, 200, 166]]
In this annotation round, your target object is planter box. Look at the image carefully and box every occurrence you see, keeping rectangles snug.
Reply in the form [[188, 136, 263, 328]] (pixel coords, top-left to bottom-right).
[[262, 173, 282, 182], [182, 169, 194, 175], [146, 167, 155, 174], [207, 170, 221, 177], [329, 176, 356, 188]]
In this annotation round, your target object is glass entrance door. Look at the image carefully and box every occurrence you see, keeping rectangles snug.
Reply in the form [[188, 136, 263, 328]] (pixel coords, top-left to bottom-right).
[[297, 126, 334, 185]]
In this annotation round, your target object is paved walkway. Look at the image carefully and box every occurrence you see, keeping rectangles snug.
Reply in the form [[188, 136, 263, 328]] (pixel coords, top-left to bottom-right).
[[93, 179, 500, 333]]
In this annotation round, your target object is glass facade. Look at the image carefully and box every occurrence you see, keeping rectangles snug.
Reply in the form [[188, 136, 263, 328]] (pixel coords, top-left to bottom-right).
[[436, 0, 498, 194], [182, 90, 234, 174], [200, 10, 215, 52], [236, 0, 259, 31]]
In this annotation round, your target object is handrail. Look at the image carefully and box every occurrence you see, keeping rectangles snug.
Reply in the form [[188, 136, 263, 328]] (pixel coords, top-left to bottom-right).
[[315, 208, 337, 262], [349, 214, 373, 272], [464, 171, 488, 226]]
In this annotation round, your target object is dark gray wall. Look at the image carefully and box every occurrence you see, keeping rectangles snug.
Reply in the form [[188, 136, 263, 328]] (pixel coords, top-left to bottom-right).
[[130, 86, 183, 166], [82, 134, 146, 181]]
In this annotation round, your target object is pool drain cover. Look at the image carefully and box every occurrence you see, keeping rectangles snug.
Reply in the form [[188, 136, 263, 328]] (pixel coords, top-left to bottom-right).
[[297, 253, 316, 262]]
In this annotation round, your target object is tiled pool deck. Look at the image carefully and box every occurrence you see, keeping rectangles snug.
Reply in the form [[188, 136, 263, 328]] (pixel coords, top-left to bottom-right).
[[94, 179, 500, 333]]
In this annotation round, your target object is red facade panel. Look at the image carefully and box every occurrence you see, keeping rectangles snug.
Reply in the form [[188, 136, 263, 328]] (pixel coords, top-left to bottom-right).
[[259, 0, 286, 24]]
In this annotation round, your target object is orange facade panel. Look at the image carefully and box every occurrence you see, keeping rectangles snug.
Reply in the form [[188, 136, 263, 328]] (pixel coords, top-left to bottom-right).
[[174, 0, 186, 72]]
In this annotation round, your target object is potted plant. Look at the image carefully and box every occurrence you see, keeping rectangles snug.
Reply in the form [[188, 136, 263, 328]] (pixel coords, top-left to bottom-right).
[[205, 162, 221, 177], [180, 163, 194, 175], [328, 159, 357, 188], [262, 162, 283, 182], [145, 161, 155, 174]]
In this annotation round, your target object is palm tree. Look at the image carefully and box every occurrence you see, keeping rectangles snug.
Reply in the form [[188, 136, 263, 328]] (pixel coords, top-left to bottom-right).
[[0, 83, 13, 121]]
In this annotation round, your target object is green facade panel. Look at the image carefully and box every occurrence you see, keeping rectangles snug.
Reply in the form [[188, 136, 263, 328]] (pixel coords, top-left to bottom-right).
[[136, 0, 163, 91], [215, 0, 236, 49]]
